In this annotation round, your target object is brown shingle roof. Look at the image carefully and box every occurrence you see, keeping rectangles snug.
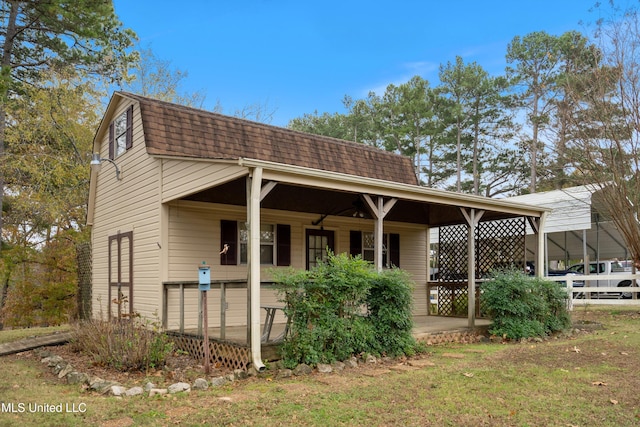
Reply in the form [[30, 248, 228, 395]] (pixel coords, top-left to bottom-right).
[[119, 91, 419, 185]]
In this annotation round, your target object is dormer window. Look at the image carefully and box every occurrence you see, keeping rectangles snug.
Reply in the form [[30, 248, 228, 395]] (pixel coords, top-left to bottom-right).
[[109, 105, 133, 159]]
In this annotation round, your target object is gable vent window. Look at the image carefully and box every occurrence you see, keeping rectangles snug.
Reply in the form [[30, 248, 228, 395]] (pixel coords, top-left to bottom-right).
[[109, 105, 133, 159]]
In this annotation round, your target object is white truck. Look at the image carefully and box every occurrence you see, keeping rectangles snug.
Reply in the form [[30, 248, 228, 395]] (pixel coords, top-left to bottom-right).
[[566, 260, 634, 298]]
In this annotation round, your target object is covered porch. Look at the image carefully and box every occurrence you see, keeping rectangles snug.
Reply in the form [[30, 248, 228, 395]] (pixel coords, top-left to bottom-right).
[[159, 161, 547, 370]]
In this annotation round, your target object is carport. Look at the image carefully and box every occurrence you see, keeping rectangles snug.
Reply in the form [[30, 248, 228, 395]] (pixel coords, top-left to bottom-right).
[[507, 185, 632, 269]]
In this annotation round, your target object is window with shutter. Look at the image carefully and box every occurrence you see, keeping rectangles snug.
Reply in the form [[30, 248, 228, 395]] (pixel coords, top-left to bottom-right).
[[221, 221, 291, 266], [350, 230, 400, 268], [109, 105, 133, 159]]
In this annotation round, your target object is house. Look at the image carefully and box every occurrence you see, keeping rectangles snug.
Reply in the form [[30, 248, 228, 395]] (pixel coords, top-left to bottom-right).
[[87, 92, 548, 370]]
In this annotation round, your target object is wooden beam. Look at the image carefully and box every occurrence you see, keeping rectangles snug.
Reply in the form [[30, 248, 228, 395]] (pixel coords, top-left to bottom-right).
[[260, 181, 277, 202]]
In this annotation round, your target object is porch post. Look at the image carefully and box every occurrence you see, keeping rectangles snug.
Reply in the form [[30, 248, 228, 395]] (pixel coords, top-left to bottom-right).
[[527, 215, 546, 278], [247, 167, 266, 372], [362, 195, 397, 272], [537, 212, 547, 278], [374, 197, 384, 271], [460, 208, 483, 328]]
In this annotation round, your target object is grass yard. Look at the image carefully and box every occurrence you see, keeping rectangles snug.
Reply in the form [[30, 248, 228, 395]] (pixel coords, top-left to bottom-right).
[[1, 306, 639, 426]]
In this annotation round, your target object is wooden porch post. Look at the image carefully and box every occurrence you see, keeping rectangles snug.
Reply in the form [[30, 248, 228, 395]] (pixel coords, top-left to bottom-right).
[[460, 208, 483, 328], [527, 213, 547, 278], [247, 167, 265, 372], [362, 195, 397, 272]]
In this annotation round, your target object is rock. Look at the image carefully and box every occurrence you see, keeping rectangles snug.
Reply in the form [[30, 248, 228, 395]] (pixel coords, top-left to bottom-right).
[[344, 357, 358, 368], [365, 354, 377, 364], [316, 363, 333, 374], [233, 369, 248, 380], [210, 376, 227, 387], [53, 362, 68, 375], [35, 349, 53, 358], [41, 355, 64, 367], [332, 361, 345, 372], [277, 369, 293, 379], [168, 382, 191, 394], [57, 364, 74, 379], [149, 388, 168, 397], [125, 387, 144, 396], [193, 378, 209, 390], [225, 373, 235, 382], [90, 378, 120, 394], [66, 371, 90, 385], [293, 363, 313, 376], [110, 385, 128, 396], [144, 382, 156, 392]]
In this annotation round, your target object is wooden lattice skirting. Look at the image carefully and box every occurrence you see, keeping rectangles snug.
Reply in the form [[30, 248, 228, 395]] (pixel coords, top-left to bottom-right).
[[168, 332, 251, 371]]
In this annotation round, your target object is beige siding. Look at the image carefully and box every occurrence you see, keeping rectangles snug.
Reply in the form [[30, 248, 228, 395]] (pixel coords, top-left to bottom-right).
[[90, 99, 162, 321], [161, 160, 246, 203], [165, 200, 429, 329]]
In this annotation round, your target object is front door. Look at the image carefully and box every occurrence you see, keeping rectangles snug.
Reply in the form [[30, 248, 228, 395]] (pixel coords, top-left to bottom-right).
[[108, 231, 133, 319], [306, 229, 335, 269]]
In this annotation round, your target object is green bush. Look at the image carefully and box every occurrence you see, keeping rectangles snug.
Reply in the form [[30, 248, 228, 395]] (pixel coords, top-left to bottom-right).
[[273, 252, 421, 367], [482, 269, 571, 340], [70, 317, 174, 372]]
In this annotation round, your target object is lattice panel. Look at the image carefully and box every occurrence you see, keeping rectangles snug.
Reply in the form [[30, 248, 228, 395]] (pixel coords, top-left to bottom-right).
[[437, 284, 469, 317], [169, 333, 251, 371], [438, 224, 468, 281], [477, 218, 526, 279]]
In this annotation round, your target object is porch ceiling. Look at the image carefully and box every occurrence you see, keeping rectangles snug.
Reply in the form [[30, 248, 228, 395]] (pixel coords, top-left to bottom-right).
[[182, 178, 529, 227]]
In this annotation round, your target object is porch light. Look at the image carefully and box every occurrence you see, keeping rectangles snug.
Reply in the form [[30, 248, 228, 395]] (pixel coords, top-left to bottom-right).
[[90, 153, 121, 180]]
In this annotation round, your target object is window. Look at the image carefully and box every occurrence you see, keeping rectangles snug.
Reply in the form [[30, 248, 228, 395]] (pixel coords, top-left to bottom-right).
[[109, 105, 133, 159], [350, 230, 400, 268], [220, 220, 290, 266], [240, 223, 274, 265]]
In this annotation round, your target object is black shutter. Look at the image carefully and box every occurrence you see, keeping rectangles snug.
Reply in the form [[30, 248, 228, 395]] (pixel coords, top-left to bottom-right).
[[389, 233, 400, 268], [108, 122, 114, 160], [276, 224, 291, 266], [125, 105, 133, 150], [220, 220, 237, 265], [350, 230, 362, 257]]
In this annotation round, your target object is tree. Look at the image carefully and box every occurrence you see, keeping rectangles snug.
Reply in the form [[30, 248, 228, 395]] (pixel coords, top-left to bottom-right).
[[1, 67, 100, 327], [121, 46, 206, 108], [0, 0, 137, 250], [0, 1, 136, 325], [440, 57, 520, 195], [288, 110, 353, 140], [562, 4, 640, 269], [506, 31, 565, 193]]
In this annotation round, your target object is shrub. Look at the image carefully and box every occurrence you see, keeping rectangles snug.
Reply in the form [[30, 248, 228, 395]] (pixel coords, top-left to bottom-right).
[[273, 252, 421, 367], [482, 269, 571, 340], [70, 317, 174, 372]]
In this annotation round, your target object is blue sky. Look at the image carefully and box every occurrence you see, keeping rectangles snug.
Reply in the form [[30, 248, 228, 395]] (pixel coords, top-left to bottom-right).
[[113, 1, 604, 126]]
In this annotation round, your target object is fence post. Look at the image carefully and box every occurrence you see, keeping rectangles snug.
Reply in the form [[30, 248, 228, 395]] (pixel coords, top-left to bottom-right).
[[566, 277, 573, 311]]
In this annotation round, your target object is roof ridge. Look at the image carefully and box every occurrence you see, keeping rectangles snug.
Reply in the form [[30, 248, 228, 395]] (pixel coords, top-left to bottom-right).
[[116, 91, 411, 161]]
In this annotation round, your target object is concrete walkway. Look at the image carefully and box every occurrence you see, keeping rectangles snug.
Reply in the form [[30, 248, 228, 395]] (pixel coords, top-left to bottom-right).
[[0, 332, 72, 356]]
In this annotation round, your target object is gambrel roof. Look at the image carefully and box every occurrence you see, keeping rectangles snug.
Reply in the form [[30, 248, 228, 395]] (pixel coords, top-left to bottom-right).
[[118, 92, 419, 186]]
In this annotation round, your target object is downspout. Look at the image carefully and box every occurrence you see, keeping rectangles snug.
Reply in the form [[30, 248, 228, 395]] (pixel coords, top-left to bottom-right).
[[248, 167, 266, 372]]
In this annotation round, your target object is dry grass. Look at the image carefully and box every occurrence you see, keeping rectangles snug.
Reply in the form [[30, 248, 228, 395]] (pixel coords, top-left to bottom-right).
[[1, 306, 640, 426]]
